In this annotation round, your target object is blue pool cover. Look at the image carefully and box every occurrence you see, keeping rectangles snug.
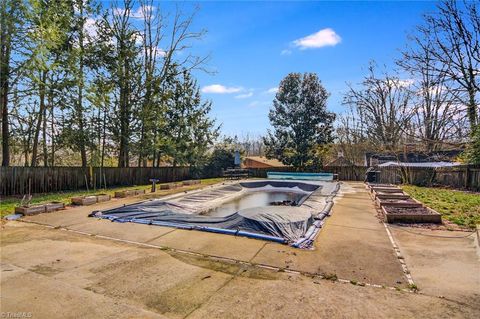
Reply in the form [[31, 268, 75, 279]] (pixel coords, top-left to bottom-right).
[[267, 172, 334, 181]]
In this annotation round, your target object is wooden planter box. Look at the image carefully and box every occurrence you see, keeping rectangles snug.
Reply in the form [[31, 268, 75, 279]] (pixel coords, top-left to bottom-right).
[[114, 189, 144, 198], [135, 189, 145, 195], [370, 187, 403, 193], [96, 194, 111, 203], [45, 202, 65, 212], [15, 205, 46, 215], [373, 191, 409, 200], [71, 196, 97, 206], [376, 198, 423, 208], [160, 183, 178, 190], [382, 206, 442, 224], [114, 190, 136, 198], [15, 201, 65, 215], [182, 180, 200, 186], [366, 183, 393, 190]]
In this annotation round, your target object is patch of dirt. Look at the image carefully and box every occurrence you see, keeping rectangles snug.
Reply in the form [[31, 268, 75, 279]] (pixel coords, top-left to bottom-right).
[[379, 199, 417, 204], [384, 206, 433, 215], [29, 264, 61, 276]]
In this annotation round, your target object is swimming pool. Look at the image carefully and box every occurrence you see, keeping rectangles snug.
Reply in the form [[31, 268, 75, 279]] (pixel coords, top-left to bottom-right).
[[203, 191, 308, 217], [267, 171, 335, 181], [90, 180, 340, 248]]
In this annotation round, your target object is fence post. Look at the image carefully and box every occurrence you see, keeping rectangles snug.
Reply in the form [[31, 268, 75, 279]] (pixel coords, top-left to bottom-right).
[[464, 166, 469, 189]]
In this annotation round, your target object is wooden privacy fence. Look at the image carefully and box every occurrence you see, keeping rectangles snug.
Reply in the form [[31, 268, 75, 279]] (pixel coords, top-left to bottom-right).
[[2, 165, 479, 196], [375, 165, 480, 191], [0, 166, 190, 196], [248, 166, 366, 181], [249, 165, 480, 191]]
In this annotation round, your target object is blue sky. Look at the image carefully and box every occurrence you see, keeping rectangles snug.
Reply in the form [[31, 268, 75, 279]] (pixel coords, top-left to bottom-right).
[[157, 1, 439, 136]]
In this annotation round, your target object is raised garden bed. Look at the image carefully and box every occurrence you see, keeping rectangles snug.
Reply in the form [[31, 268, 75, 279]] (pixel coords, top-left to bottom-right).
[[15, 205, 47, 215], [72, 194, 112, 205], [160, 183, 180, 190], [45, 202, 66, 212], [15, 202, 65, 215], [382, 205, 442, 224], [96, 194, 111, 203], [372, 191, 409, 200], [71, 196, 97, 206], [365, 183, 394, 189], [114, 189, 145, 198], [376, 198, 423, 208], [182, 180, 201, 186], [370, 186, 403, 193]]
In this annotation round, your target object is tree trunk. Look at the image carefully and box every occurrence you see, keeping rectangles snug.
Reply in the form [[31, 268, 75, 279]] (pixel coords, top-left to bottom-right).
[[118, 60, 130, 167], [50, 89, 55, 166], [0, 3, 11, 166], [101, 105, 106, 168], [31, 71, 47, 167], [42, 98, 47, 166], [467, 89, 478, 134], [78, 85, 87, 167], [77, 3, 87, 168]]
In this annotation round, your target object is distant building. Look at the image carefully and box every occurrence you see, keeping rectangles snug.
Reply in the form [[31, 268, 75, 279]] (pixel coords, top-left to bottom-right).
[[242, 156, 287, 169], [364, 150, 463, 167], [378, 161, 461, 168], [325, 153, 354, 167]]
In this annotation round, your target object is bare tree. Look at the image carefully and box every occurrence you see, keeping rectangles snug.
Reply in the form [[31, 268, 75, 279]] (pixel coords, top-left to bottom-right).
[[336, 110, 373, 165], [399, 38, 466, 151], [343, 64, 415, 151], [409, 0, 479, 132]]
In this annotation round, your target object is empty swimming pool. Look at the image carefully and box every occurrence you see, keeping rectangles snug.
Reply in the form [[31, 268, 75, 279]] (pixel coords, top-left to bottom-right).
[[203, 190, 308, 217], [89, 180, 340, 248]]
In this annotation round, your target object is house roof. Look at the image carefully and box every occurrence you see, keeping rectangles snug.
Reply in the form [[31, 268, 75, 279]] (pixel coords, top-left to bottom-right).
[[365, 150, 463, 163], [378, 161, 461, 168], [243, 156, 287, 167], [325, 156, 353, 167]]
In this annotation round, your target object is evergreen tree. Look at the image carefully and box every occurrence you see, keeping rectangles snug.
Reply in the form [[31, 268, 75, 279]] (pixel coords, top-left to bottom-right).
[[60, 0, 100, 167], [1, 0, 25, 166], [99, 0, 142, 167], [164, 70, 219, 168], [264, 72, 335, 169], [23, 0, 72, 166]]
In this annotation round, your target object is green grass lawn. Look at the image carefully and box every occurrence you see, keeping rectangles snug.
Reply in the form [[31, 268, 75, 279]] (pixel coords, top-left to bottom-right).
[[401, 185, 480, 228], [0, 178, 224, 218]]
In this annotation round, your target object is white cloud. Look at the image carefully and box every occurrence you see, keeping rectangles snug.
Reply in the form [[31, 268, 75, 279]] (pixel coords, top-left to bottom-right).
[[235, 92, 253, 99], [387, 78, 415, 88], [113, 5, 155, 19], [133, 33, 143, 45], [281, 49, 292, 55], [398, 79, 415, 87], [84, 18, 98, 38], [147, 46, 166, 57], [292, 28, 341, 49], [202, 84, 243, 94], [266, 87, 278, 94]]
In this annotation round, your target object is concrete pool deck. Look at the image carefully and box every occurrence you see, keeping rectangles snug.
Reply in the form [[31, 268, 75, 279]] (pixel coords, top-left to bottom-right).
[[2, 181, 479, 318]]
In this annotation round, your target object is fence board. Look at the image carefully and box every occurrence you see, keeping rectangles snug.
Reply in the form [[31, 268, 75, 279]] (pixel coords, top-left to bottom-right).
[[1, 164, 479, 196], [249, 166, 366, 181], [375, 165, 480, 191], [1, 166, 190, 196]]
